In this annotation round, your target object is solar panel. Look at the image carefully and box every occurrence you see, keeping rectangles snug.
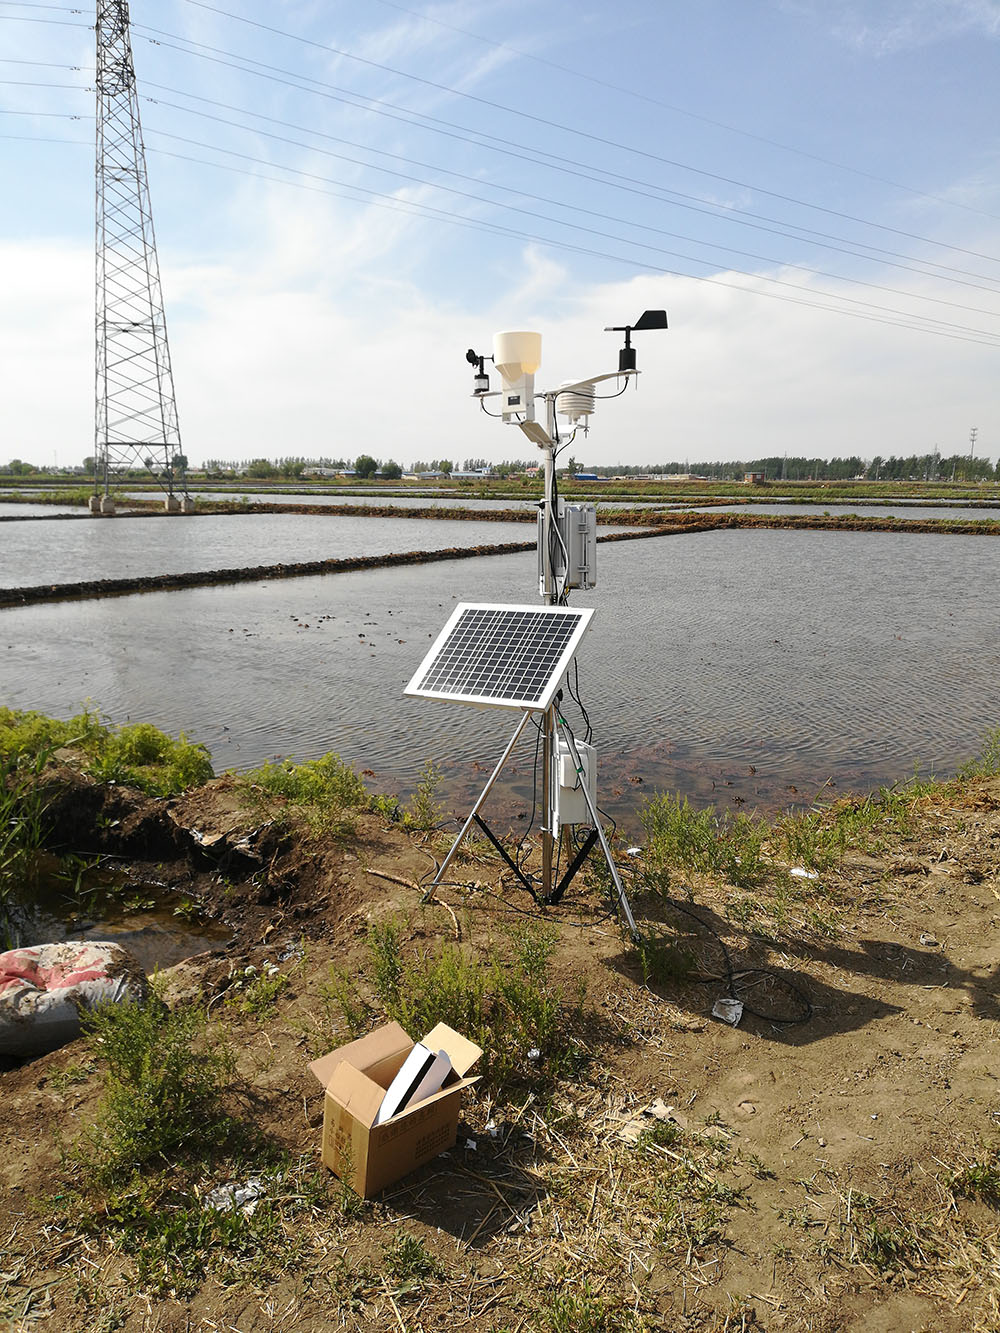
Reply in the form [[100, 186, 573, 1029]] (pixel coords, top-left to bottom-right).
[[405, 602, 594, 711]]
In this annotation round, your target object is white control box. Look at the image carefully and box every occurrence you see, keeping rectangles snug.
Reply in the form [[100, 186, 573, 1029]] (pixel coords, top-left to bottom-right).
[[552, 736, 597, 833]]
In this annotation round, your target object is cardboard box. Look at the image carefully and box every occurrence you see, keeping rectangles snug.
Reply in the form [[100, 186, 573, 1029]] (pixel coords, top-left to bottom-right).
[[308, 1020, 482, 1198]]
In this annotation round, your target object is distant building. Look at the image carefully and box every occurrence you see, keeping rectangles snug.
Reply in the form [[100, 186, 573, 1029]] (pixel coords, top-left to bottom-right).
[[744, 470, 766, 485]]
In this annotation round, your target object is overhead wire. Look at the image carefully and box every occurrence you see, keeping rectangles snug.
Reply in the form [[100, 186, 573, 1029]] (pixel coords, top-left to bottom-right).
[[364, 0, 1000, 227], [93, 17, 999, 287], [176, 0, 1000, 264], [46, 15, 990, 290], [4, 14, 999, 344], [9, 110, 999, 346], [116, 79, 1000, 319]]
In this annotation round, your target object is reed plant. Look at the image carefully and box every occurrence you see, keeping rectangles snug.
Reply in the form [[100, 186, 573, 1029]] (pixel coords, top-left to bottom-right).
[[0, 747, 51, 948]]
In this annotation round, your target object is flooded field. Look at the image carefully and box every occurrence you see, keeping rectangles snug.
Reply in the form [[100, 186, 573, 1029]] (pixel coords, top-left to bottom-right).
[[2, 527, 998, 827], [0, 512, 536, 588]]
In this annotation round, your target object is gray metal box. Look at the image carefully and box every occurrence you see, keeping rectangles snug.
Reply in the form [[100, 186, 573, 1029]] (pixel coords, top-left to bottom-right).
[[537, 502, 598, 594]]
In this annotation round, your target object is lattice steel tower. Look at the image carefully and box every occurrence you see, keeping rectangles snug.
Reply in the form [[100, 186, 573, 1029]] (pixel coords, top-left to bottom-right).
[[94, 0, 190, 513]]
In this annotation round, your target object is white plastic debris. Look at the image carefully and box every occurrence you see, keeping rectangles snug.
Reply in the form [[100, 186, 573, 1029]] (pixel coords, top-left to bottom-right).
[[625, 846, 643, 857], [203, 1178, 268, 1215], [526, 1047, 541, 1062], [712, 997, 744, 1026], [789, 867, 819, 880]]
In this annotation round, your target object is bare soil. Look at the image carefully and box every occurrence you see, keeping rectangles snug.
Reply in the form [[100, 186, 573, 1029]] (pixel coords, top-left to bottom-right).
[[2, 768, 999, 1331]]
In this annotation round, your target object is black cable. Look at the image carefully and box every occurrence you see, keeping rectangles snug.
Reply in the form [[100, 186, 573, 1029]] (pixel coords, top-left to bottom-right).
[[566, 659, 593, 744], [479, 399, 502, 419], [592, 380, 632, 400], [642, 890, 813, 1027], [512, 714, 544, 883]]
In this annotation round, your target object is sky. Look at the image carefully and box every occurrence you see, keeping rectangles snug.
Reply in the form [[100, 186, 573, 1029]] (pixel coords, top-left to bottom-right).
[[1, 0, 999, 470]]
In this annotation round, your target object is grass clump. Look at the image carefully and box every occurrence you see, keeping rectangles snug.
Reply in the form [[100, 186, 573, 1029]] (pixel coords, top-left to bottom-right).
[[403, 758, 445, 830], [79, 993, 237, 1182], [640, 793, 769, 888], [526, 1281, 648, 1333], [0, 706, 212, 796], [382, 1232, 443, 1295], [74, 1155, 327, 1299], [328, 918, 586, 1092], [0, 747, 51, 947], [959, 726, 1000, 779], [948, 1146, 1000, 1206], [65, 993, 334, 1299], [239, 752, 369, 834]]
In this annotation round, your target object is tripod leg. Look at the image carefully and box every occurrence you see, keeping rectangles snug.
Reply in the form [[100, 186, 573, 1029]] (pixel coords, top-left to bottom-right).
[[421, 711, 533, 902], [556, 720, 640, 942]]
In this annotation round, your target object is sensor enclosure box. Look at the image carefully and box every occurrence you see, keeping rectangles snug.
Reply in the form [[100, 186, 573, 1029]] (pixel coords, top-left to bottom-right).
[[538, 502, 597, 595], [551, 736, 596, 834]]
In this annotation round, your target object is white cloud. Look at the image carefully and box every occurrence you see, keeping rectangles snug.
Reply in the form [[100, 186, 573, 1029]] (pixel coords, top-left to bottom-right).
[[780, 0, 1000, 53], [4, 217, 996, 472]]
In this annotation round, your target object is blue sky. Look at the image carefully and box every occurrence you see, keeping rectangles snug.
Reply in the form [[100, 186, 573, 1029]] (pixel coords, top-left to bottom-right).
[[2, 0, 999, 469]]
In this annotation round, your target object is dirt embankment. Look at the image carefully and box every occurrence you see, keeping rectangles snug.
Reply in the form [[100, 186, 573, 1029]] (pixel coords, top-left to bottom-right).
[[2, 763, 1000, 1330]]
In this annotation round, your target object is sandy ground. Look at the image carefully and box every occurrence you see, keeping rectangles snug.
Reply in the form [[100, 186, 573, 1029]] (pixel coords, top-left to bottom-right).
[[2, 769, 999, 1332]]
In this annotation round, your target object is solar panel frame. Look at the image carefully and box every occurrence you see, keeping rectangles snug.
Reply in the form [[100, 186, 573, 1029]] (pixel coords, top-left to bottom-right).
[[404, 602, 594, 711]]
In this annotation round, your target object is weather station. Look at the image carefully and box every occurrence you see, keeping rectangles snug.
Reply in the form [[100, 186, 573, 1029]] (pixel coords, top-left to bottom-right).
[[405, 313, 668, 940]]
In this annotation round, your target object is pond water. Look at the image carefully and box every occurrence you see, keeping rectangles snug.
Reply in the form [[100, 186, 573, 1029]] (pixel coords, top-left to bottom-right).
[[0, 503, 93, 517], [3, 860, 228, 972], [0, 512, 536, 588], [2, 527, 998, 829]]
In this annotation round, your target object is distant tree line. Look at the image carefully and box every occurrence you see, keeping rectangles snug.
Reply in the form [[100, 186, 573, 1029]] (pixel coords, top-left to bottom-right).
[[3, 450, 998, 484], [601, 453, 999, 483]]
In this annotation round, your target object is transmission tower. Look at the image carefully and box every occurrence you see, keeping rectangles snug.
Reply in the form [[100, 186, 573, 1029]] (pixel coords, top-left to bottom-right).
[[94, 0, 190, 514]]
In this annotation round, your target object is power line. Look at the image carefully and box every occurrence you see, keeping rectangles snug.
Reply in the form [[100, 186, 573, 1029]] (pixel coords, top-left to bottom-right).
[[176, 0, 1000, 264], [135, 83, 1000, 324], [9, 63, 999, 311], [365, 0, 1000, 226], [10, 117, 1000, 346], [135, 126, 1000, 346], [129, 24, 1000, 286]]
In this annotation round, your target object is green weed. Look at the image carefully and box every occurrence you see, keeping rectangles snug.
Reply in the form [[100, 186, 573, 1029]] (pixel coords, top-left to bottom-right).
[[0, 746, 52, 947], [74, 1156, 326, 1298], [404, 759, 445, 830], [776, 808, 845, 871], [225, 965, 289, 1016], [79, 993, 237, 1182], [382, 1233, 443, 1294], [527, 1281, 647, 1333], [948, 1148, 1000, 1206], [240, 752, 369, 834], [640, 794, 769, 888], [959, 727, 1000, 779], [838, 1192, 929, 1273], [0, 707, 212, 796], [336, 918, 586, 1092], [634, 925, 696, 986]]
